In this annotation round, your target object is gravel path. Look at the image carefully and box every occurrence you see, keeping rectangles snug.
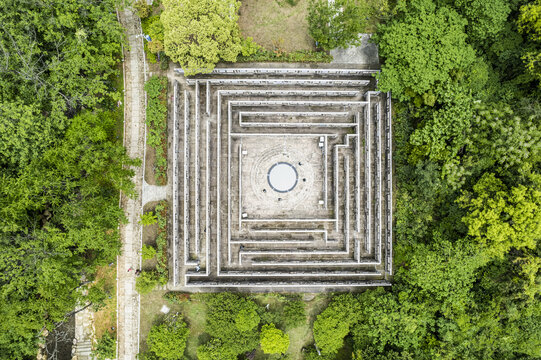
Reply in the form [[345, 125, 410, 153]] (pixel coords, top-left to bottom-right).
[[117, 7, 146, 360]]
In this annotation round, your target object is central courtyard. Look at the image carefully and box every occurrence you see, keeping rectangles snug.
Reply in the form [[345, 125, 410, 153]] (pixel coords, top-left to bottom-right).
[[171, 66, 393, 290]]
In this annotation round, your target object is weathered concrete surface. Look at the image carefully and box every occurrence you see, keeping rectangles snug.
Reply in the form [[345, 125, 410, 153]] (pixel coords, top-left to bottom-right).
[[143, 181, 168, 205], [331, 34, 380, 67]]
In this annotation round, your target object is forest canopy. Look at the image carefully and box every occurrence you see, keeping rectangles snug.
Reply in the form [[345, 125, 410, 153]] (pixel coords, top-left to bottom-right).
[[310, 0, 541, 358], [0, 0, 137, 357]]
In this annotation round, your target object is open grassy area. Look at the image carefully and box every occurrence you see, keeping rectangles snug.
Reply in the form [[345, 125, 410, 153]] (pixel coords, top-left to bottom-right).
[[139, 291, 207, 357], [138, 292, 332, 359], [239, 0, 314, 52], [93, 265, 117, 340]]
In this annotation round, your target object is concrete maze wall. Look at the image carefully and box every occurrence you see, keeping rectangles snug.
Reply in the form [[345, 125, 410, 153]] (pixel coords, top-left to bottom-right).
[[171, 67, 393, 291]]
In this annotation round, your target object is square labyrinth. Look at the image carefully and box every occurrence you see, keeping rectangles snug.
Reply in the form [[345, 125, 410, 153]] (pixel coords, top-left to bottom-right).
[[172, 67, 393, 290], [241, 136, 325, 219]]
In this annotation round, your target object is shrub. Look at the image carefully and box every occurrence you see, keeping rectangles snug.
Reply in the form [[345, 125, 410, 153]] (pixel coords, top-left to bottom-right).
[[93, 331, 116, 360], [136, 271, 159, 294], [142, 244, 157, 260], [240, 37, 261, 57], [155, 201, 169, 283], [237, 49, 332, 63], [164, 292, 190, 304], [160, 54, 170, 70], [197, 339, 238, 360], [139, 212, 158, 226]]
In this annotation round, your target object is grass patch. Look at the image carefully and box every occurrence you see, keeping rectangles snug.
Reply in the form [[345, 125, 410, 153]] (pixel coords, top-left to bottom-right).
[[239, 0, 314, 52], [140, 292, 207, 358], [92, 265, 116, 355], [138, 293, 332, 359]]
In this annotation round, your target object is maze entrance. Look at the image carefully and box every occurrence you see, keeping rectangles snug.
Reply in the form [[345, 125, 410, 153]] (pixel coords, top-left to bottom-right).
[[172, 67, 393, 290]]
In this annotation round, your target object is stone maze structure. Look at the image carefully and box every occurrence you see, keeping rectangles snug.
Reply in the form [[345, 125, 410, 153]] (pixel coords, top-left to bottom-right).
[[172, 66, 393, 290]]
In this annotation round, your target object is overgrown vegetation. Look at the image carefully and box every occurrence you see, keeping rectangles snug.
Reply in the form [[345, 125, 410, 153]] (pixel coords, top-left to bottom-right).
[[144, 76, 168, 185], [154, 201, 169, 283], [138, 200, 169, 294], [237, 48, 333, 63], [93, 331, 116, 360]]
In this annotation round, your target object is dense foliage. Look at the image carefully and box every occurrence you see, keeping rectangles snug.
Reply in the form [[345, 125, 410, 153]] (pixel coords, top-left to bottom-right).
[[198, 293, 261, 358], [161, 0, 242, 75], [145, 314, 189, 360], [0, 2, 138, 356]]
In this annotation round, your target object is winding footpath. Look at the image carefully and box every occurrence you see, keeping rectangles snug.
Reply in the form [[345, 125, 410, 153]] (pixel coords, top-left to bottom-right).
[[117, 6, 146, 360]]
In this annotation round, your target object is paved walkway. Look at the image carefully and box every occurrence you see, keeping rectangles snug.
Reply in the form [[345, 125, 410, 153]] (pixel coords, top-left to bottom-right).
[[117, 7, 146, 360], [143, 181, 168, 205]]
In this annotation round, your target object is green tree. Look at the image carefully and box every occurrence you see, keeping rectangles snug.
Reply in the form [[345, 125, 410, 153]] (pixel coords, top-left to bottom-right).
[[235, 307, 261, 332], [203, 293, 260, 356], [307, 0, 367, 51], [374, 0, 476, 102], [147, 314, 189, 360], [518, 0, 541, 83], [0, 110, 137, 357], [260, 323, 290, 355], [161, 0, 242, 75], [313, 293, 361, 355], [409, 85, 474, 162]]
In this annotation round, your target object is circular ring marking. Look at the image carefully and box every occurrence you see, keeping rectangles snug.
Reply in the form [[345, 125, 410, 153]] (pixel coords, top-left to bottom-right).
[[267, 162, 298, 193]]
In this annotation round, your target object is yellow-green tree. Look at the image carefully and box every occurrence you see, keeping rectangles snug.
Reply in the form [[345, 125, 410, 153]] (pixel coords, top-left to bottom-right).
[[260, 323, 289, 355], [518, 0, 541, 83], [459, 172, 541, 258], [161, 0, 242, 75]]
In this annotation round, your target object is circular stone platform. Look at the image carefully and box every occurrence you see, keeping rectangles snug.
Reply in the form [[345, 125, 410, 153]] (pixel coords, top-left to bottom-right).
[[267, 162, 298, 193]]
